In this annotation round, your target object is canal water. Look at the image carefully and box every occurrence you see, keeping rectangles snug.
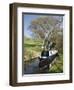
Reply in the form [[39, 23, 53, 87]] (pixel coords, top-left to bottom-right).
[[24, 58, 49, 74]]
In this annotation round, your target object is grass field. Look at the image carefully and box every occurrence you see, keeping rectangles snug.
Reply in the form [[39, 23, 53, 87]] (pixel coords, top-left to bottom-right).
[[24, 37, 43, 61]]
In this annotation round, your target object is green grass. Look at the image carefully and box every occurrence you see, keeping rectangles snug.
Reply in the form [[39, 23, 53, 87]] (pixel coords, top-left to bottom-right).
[[49, 53, 63, 73], [24, 37, 42, 61]]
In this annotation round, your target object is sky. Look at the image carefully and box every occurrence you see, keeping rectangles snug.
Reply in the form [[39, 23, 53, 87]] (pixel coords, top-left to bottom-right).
[[23, 14, 41, 38], [23, 13, 63, 38]]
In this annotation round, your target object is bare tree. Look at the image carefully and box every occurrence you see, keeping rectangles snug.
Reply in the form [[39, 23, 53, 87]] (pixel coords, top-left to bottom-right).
[[28, 15, 63, 51]]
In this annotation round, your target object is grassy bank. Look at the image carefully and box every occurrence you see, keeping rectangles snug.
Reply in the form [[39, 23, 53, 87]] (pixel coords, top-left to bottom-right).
[[24, 38, 42, 61], [49, 53, 63, 73]]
